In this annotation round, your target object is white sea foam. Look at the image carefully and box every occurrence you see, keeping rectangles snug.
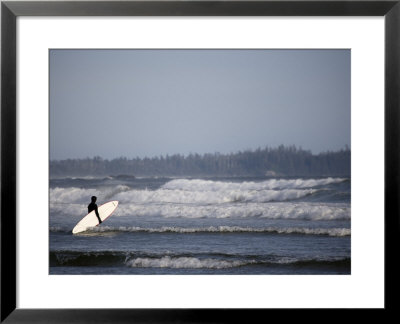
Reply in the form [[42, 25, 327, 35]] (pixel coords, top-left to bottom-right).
[[86, 225, 350, 236], [50, 185, 130, 204], [49, 177, 346, 205], [49, 185, 130, 217], [49, 202, 350, 221], [49, 186, 350, 220], [50, 187, 92, 204], [162, 177, 347, 191], [49, 177, 350, 220], [50, 185, 317, 206], [49, 202, 86, 217], [114, 188, 316, 204], [124, 255, 349, 268], [125, 256, 249, 269], [116, 202, 350, 220]]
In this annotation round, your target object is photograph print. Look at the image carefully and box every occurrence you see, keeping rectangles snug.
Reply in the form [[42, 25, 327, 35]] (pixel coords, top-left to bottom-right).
[[49, 49, 351, 275]]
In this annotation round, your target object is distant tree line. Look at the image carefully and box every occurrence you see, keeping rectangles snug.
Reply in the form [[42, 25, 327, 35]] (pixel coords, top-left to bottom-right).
[[50, 145, 350, 177]]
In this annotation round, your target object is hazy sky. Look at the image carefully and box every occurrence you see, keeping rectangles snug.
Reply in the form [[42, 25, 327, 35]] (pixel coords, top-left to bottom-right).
[[50, 49, 350, 160]]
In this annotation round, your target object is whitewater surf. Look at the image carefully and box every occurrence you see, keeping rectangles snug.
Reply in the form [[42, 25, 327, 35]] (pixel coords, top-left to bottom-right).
[[49, 176, 351, 275]]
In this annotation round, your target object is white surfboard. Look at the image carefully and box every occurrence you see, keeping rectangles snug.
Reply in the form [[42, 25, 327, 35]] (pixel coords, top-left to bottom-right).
[[72, 201, 118, 234]]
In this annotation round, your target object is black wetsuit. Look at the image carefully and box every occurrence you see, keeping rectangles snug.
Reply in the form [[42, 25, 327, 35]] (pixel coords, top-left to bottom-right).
[[88, 202, 102, 224]]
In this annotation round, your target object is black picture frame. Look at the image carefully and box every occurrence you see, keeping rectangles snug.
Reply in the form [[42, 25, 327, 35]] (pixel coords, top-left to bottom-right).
[[1, 0, 399, 322]]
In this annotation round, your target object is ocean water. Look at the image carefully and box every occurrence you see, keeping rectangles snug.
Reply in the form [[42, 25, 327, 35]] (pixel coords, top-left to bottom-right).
[[49, 176, 351, 275]]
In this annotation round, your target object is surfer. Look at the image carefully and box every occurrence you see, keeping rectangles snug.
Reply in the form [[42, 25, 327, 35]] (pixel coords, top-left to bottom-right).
[[88, 196, 102, 224]]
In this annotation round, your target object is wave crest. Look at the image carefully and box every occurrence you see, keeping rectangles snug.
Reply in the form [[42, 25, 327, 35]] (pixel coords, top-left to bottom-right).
[[162, 178, 347, 191], [50, 250, 350, 269], [81, 225, 350, 237], [117, 202, 350, 220], [126, 256, 248, 269]]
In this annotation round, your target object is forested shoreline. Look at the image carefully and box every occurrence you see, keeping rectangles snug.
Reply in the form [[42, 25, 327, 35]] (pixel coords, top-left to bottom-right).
[[50, 145, 350, 177]]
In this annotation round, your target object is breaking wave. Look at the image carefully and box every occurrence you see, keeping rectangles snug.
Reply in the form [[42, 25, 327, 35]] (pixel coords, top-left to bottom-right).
[[50, 200, 350, 221], [50, 186, 320, 206], [114, 188, 317, 204], [50, 225, 350, 236], [50, 250, 350, 269], [117, 202, 350, 220], [50, 185, 131, 204], [50, 177, 348, 206], [126, 256, 248, 269], [84, 225, 350, 237], [162, 178, 347, 191], [49, 177, 350, 220]]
